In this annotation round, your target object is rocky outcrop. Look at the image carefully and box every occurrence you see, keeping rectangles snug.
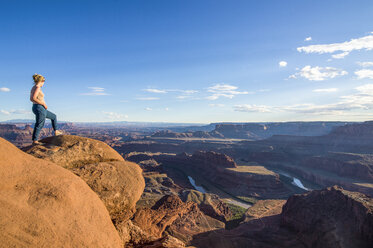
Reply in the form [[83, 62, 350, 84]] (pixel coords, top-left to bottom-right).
[[180, 190, 232, 222], [241, 199, 286, 224], [72, 161, 144, 221], [23, 135, 145, 244], [131, 195, 224, 243], [301, 152, 373, 181], [281, 185, 373, 248], [23, 135, 125, 168], [191, 185, 373, 248], [137, 234, 187, 248], [186, 150, 237, 169], [0, 137, 123, 247]]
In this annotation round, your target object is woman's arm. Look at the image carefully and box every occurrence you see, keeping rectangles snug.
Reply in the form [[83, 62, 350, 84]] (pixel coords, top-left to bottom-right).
[[30, 86, 47, 108]]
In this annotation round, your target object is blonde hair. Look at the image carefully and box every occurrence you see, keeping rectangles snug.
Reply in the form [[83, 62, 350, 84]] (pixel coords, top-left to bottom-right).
[[33, 73, 45, 84]]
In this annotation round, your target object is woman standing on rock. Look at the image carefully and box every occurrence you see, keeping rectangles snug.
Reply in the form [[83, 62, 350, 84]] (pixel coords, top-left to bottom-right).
[[30, 73, 62, 145]]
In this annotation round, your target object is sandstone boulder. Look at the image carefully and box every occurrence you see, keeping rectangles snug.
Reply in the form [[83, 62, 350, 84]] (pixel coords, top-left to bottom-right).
[[23, 135, 145, 245], [23, 135, 124, 168], [72, 161, 145, 222], [0, 137, 123, 247]]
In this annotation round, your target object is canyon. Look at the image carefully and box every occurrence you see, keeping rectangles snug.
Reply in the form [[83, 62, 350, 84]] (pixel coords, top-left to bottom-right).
[[0, 120, 373, 247]]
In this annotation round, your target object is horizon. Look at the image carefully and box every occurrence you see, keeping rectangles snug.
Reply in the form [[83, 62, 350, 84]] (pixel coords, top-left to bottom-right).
[[0, 118, 362, 126], [1, 0, 373, 123]]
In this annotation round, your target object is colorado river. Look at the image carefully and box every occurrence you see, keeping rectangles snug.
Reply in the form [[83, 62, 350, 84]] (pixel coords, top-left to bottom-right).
[[278, 171, 310, 191], [188, 176, 207, 193], [187, 176, 251, 209]]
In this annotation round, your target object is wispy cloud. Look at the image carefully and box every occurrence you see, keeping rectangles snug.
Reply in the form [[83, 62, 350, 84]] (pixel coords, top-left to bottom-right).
[[0, 109, 31, 115], [143, 88, 167, 93], [234, 104, 272, 113], [279, 61, 287, 67], [136, 97, 159, 100], [357, 61, 373, 67], [297, 33, 373, 58], [142, 88, 198, 100], [355, 69, 373, 79], [304, 37, 312, 41], [313, 88, 338, 93], [102, 111, 128, 120], [206, 83, 249, 100], [289, 66, 347, 81], [0, 87, 10, 92], [81, 87, 110, 96], [143, 88, 198, 94], [145, 107, 152, 111], [176, 95, 192, 99], [331, 51, 349, 59], [234, 84, 373, 115]]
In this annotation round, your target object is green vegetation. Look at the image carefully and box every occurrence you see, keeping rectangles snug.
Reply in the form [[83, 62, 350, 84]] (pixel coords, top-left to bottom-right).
[[225, 203, 247, 230], [226, 203, 246, 221]]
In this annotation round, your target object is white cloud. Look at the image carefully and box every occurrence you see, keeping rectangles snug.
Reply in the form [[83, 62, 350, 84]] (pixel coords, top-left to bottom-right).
[[357, 61, 373, 67], [0, 87, 10, 92], [81, 87, 110, 96], [0, 109, 31, 115], [136, 97, 159, 100], [89, 87, 104, 91], [176, 95, 191, 99], [143, 88, 198, 94], [313, 88, 338, 93], [305, 37, 312, 41], [331, 51, 349, 59], [234, 104, 273, 113], [168, 89, 198, 94], [165, 107, 169, 111], [145, 107, 152, 111], [102, 111, 128, 120], [180, 90, 198, 94], [0, 110, 10, 115], [234, 84, 373, 115], [206, 83, 249, 100], [143, 88, 167, 93], [355, 69, 373, 79], [290, 66, 348, 81], [279, 61, 287, 67], [297, 33, 373, 58]]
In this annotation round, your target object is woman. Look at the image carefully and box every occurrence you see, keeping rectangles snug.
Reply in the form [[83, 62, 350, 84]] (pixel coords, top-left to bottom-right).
[[30, 73, 62, 145]]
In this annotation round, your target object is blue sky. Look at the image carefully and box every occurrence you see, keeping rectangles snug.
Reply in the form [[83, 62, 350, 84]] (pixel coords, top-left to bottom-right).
[[1, 0, 373, 123]]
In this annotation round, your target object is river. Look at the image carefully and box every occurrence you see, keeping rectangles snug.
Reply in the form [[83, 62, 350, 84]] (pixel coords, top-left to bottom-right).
[[277, 171, 310, 191], [187, 175, 252, 209]]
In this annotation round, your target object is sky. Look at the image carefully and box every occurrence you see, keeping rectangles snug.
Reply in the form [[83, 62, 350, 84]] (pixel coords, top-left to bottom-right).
[[1, 0, 373, 123]]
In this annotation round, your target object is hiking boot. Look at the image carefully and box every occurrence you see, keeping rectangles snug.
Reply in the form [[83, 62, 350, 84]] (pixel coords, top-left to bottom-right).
[[55, 130, 63, 136]]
